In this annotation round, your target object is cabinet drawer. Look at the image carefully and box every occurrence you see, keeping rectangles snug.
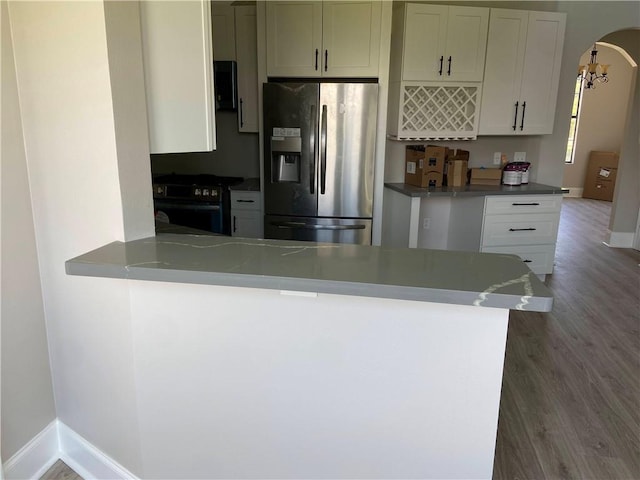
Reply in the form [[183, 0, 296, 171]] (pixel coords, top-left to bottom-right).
[[481, 213, 559, 247], [481, 244, 556, 275], [230, 191, 261, 211], [485, 195, 562, 215]]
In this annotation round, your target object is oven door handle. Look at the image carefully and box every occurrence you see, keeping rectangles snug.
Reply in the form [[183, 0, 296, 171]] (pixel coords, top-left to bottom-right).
[[154, 202, 221, 212]]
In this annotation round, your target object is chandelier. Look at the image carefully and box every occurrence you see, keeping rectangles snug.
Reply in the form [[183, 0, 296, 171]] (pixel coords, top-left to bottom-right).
[[578, 44, 610, 89]]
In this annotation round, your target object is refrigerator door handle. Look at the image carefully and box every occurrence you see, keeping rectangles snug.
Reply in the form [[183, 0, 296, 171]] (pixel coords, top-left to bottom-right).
[[270, 221, 366, 231], [310, 104, 317, 194], [320, 105, 328, 195]]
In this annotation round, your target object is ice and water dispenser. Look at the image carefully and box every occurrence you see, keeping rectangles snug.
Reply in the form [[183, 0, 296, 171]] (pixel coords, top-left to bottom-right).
[[270, 131, 301, 183]]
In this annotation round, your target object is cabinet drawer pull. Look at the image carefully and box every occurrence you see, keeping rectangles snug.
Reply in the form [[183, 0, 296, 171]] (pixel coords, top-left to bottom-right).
[[523, 259, 533, 263], [520, 101, 527, 131], [233, 215, 237, 233], [447, 56, 452, 76], [438, 55, 444, 76], [509, 227, 536, 232], [513, 101, 519, 131], [315, 49, 318, 70], [325, 49, 328, 72], [236, 199, 255, 203], [512, 202, 540, 206]]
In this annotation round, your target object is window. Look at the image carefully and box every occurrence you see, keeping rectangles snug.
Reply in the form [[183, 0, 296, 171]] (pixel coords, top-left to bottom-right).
[[565, 76, 584, 164]]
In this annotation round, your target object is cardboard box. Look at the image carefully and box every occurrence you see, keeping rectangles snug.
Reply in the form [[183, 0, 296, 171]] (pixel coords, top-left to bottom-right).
[[470, 168, 502, 186], [448, 149, 470, 162], [583, 151, 618, 201], [423, 170, 443, 188], [404, 145, 446, 188], [446, 160, 468, 187]]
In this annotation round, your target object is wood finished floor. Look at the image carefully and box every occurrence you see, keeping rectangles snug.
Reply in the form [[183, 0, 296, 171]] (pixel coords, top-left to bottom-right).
[[40, 199, 639, 480], [39, 460, 82, 480], [493, 198, 640, 480]]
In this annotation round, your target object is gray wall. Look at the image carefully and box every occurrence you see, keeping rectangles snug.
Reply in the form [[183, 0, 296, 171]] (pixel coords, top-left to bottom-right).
[[1, 0, 56, 461], [151, 112, 261, 178], [601, 29, 640, 234]]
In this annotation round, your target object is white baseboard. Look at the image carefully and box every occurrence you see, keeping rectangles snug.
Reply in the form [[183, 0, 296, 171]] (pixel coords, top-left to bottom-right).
[[562, 187, 583, 198], [57, 420, 139, 480], [3, 420, 138, 480], [604, 231, 635, 248], [3, 421, 59, 480]]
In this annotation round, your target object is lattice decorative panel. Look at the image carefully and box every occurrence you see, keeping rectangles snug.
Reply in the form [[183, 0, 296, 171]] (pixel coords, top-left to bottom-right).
[[393, 84, 480, 141]]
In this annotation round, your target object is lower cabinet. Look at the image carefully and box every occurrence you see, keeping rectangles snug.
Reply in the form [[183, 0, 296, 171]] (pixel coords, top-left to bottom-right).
[[230, 190, 262, 238], [480, 195, 562, 275]]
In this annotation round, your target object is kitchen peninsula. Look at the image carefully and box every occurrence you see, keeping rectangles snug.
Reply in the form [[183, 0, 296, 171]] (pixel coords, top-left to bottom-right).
[[383, 182, 566, 276], [66, 234, 552, 479]]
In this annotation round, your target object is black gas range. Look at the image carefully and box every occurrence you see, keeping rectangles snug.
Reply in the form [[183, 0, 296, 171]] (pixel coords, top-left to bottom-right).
[[153, 174, 244, 235]]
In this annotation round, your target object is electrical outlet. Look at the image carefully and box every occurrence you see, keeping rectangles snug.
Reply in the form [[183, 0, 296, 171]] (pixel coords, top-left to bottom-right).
[[493, 152, 502, 165], [423, 218, 430, 229], [514, 151, 527, 162]]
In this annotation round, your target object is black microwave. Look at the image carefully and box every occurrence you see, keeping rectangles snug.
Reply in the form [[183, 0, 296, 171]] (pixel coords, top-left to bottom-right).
[[213, 60, 237, 111]]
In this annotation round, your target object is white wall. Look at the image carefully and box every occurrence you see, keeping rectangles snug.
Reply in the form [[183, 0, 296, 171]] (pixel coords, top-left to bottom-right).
[[0, 0, 56, 461], [103, 0, 156, 241], [7, 1, 148, 474]]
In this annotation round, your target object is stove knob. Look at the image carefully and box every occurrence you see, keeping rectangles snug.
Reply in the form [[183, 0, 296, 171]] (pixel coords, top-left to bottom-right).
[[203, 188, 210, 197], [194, 188, 201, 196]]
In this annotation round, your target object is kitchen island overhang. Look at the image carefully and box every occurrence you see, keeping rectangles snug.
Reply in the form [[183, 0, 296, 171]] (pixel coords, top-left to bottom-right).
[[64, 235, 552, 479], [66, 233, 552, 312]]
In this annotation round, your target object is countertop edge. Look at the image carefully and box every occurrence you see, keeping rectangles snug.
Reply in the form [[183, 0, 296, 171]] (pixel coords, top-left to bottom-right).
[[385, 182, 566, 198], [65, 237, 553, 312]]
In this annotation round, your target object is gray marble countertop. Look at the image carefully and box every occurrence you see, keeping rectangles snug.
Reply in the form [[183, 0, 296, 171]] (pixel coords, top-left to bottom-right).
[[66, 234, 553, 312], [385, 182, 566, 198]]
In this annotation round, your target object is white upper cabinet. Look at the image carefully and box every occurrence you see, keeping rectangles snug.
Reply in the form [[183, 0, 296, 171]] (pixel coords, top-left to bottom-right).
[[234, 6, 259, 132], [387, 3, 488, 140], [266, 1, 381, 78], [479, 9, 566, 135], [321, 1, 381, 77], [266, 1, 323, 77], [211, 3, 236, 61], [140, 0, 216, 153], [402, 4, 488, 82]]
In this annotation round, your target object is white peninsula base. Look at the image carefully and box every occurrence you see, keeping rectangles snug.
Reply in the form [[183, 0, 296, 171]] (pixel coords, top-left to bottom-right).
[[130, 281, 508, 479]]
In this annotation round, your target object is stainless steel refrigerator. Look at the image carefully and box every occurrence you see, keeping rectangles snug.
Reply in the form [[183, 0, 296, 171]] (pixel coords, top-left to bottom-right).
[[263, 82, 378, 245]]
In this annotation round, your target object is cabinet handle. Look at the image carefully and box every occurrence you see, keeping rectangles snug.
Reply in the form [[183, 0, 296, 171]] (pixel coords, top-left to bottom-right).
[[523, 259, 533, 263], [512, 202, 540, 206], [513, 102, 519, 131], [236, 199, 254, 203], [438, 55, 444, 76], [325, 49, 328, 72], [239, 98, 244, 128], [509, 227, 536, 232], [447, 56, 452, 76], [520, 101, 527, 131], [315, 49, 318, 70], [233, 215, 237, 233]]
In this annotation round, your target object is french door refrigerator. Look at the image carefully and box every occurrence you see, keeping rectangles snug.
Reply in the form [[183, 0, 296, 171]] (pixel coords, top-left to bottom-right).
[[263, 82, 378, 245]]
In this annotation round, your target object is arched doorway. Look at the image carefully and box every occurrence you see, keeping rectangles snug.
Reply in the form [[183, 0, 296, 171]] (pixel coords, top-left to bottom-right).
[[561, 30, 639, 248]]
